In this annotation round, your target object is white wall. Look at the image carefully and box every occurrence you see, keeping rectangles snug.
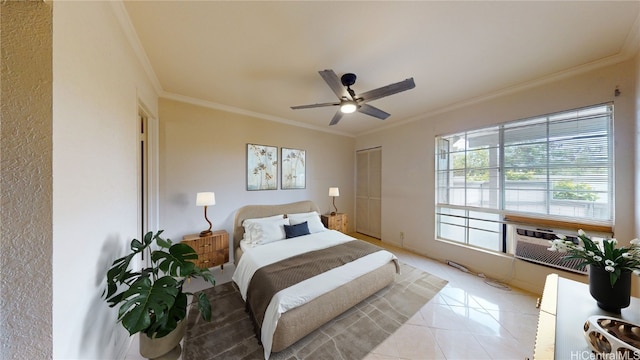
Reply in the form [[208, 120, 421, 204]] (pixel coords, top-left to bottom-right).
[[356, 59, 638, 295], [52, 2, 158, 359], [0, 2, 53, 359], [158, 98, 355, 255]]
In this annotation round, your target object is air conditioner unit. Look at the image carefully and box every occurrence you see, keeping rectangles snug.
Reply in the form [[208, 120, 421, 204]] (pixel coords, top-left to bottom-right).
[[514, 227, 587, 275]]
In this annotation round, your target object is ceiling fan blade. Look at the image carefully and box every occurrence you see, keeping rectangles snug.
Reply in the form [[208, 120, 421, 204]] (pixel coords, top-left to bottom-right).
[[291, 102, 339, 110], [358, 78, 415, 103], [319, 69, 348, 99], [329, 110, 343, 126], [357, 103, 390, 120]]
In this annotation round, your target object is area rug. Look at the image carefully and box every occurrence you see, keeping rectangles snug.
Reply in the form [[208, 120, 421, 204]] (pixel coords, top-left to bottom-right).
[[182, 262, 447, 360]]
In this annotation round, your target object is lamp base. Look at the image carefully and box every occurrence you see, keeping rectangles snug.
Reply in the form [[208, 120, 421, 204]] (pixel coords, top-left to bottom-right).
[[199, 230, 213, 237], [330, 212, 336, 216]]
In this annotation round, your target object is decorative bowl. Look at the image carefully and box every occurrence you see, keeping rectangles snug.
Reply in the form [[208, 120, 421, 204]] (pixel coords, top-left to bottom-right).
[[583, 315, 640, 358]]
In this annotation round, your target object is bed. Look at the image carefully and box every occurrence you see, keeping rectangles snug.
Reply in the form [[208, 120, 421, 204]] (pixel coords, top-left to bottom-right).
[[231, 200, 398, 359]]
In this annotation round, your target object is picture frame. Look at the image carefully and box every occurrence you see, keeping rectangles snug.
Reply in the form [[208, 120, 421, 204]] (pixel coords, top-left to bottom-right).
[[246, 143, 278, 191], [281, 147, 306, 189]]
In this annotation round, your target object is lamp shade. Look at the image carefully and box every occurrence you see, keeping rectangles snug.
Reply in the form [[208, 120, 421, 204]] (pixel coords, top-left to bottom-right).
[[329, 187, 340, 197], [196, 192, 216, 206]]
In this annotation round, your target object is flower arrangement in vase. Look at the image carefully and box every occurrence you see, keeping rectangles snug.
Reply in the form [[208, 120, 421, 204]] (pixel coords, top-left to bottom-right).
[[548, 229, 640, 286], [548, 229, 640, 312]]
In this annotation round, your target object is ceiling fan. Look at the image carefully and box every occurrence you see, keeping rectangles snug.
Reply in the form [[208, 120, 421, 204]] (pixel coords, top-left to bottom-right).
[[291, 69, 416, 126]]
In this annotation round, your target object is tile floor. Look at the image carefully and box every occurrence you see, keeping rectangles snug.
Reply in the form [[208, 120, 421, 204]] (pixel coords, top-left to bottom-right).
[[361, 238, 539, 360], [126, 236, 540, 360]]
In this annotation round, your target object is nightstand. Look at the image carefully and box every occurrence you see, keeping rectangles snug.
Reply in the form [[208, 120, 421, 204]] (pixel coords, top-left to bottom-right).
[[321, 213, 348, 233], [182, 230, 229, 270]]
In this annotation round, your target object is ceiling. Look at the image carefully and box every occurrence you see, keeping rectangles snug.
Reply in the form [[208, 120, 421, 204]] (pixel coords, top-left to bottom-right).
[[122, 1, 640, 136]]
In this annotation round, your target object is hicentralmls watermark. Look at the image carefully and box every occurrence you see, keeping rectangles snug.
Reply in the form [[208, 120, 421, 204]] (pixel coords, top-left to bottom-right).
[[569, 351, 640, 360]]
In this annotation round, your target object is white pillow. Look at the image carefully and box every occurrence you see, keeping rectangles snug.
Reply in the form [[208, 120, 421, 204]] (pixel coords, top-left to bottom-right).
[[243, 214, 284, 223], [242, 214, 284, 240], [287, 211, 318, 218], [243, 216, 289, 245], [287, 211, 326, 233]]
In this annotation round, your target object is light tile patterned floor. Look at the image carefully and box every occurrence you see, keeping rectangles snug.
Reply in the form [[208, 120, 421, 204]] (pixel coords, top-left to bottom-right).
[[126, 235, 539, 360], [362, 237, 538, 360]]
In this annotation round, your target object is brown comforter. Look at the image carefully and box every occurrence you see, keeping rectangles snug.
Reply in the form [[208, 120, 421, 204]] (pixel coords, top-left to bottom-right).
[[246, 240, 386, 333]]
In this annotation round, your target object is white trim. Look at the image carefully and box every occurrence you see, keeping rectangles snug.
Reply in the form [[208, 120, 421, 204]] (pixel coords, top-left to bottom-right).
[[110, 1, 163, 95], [620, 10, 640, 58], [110, 0, 639, 140], [362, 52, 633, 137], [161, 91, 354, 138], [146, 114, 160, 233], [137, 102, 160, 233]]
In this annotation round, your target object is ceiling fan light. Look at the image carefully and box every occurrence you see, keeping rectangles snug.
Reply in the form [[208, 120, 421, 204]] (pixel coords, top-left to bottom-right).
[[340, 102, 357, 114]]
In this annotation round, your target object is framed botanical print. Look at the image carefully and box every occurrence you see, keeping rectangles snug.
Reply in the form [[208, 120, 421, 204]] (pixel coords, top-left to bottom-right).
[[246, 143, 278, 190], [281, 147, 306, 189]]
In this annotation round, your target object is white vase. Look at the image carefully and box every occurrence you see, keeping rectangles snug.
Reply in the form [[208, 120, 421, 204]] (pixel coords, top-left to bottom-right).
[[139, 320, 186, 360]]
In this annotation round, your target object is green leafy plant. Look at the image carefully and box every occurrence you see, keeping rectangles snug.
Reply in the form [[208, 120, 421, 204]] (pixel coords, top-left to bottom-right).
[[553, 180, 598, 201], [548, 229, 640, 286], [104, 230, 215, 338], [505, 170, 535, 180]]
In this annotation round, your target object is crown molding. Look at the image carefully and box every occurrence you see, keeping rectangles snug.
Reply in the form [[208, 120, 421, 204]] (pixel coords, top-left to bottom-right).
[[361, 12, 640, 137], [620, 10, 640, 59], [361, 49, 634, 137], [110, 1, 163, 95], [110, 0, 353, 137], [110, 0, 640, 139], [161, 91, 354, 138]]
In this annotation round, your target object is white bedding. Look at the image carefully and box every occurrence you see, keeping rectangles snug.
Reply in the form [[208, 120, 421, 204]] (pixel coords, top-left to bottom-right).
[[232, 230, 397, 359]]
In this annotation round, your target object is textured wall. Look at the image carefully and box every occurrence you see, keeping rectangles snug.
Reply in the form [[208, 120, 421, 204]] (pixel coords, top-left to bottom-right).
[[0, 1, 54, 359]]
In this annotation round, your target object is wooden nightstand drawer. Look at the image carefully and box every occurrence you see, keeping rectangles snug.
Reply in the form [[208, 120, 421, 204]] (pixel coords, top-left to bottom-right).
[[321, 213, 348, 233], [197, 247, 229, 268], [182, 230, 229, 270]]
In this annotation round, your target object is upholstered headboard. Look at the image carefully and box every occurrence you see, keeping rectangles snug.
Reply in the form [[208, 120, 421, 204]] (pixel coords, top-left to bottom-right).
[[233, 200, 320, 251]]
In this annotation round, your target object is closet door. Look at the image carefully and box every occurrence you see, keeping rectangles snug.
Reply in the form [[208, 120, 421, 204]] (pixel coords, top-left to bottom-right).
[[356, 147, 381, 238]]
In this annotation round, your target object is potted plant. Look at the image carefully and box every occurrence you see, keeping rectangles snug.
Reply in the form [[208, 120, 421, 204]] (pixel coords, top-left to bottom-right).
[[548, 229, 640, 312], [103, 230, 216, 358]]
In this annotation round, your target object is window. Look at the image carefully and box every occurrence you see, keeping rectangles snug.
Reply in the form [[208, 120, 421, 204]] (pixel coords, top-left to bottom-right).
[[436, 104, 613, 252]]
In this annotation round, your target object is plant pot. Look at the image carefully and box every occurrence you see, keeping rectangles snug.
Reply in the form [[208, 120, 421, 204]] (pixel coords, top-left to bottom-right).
[[588, 264, 631, 313], [139, 320, 186, 360]]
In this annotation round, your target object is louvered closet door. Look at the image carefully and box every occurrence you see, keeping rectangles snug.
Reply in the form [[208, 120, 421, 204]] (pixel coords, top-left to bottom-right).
[[356, 147, 381, 238]]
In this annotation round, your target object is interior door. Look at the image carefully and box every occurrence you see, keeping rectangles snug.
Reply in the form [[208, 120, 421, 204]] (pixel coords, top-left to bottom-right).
[[138, 112, 148, 261], [356, 147, 381, 238]]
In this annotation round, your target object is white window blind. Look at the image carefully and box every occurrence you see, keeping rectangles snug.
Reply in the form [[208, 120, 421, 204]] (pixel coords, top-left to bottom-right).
[[435, 103, 613, 252]]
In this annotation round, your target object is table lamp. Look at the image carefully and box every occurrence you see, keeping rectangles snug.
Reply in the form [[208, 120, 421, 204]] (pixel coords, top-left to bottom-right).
[[196, 192, 216, 237], [329, 187, 339, 215]]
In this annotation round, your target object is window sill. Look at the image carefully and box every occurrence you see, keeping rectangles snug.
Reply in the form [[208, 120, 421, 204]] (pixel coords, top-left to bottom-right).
[[503, 215, 613, 235]]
